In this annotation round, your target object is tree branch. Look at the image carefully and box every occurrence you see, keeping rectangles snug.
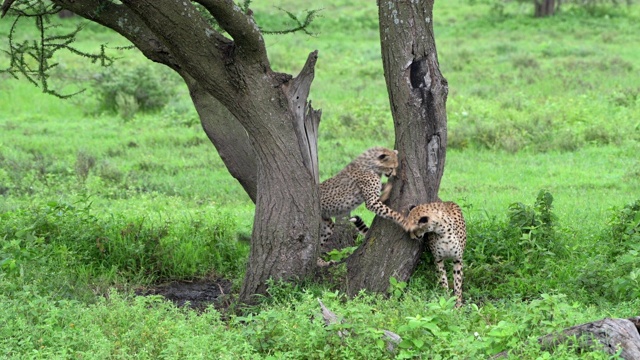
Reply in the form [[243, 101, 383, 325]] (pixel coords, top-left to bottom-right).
[[48, 0, 180, 69], [181, 73, 258, 203], [194, 0, 267, 61], [0, 0, 16, 17], [119, 0, 245, 107]]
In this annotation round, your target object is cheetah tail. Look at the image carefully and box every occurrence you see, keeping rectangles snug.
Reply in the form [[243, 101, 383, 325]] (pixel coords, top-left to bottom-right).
[[349, 216, 369, 236]]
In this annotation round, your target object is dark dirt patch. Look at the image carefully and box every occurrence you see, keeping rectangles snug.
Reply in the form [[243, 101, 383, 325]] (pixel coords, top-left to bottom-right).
[[136, 278, 233, 312]]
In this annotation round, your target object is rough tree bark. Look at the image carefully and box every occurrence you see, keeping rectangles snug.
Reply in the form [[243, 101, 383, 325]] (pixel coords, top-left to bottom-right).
[[346, 0, 448, 295], [3, 0, 321, 303]]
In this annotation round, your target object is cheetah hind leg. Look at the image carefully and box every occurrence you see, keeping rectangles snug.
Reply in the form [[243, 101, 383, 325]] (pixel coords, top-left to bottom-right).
[[453, 259, 463, 308], [320, 218, 334, 246], [435, 259, 463, 308], [349, 216, 369, 237], [435, 259, 449, 290], [317, 219, 336, 268]]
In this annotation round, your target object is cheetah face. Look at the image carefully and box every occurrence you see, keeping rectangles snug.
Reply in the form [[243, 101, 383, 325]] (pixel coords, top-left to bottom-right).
[[410, 215, 437, 239], [373, 149, 398, 178], [405, 205, 438, 239]]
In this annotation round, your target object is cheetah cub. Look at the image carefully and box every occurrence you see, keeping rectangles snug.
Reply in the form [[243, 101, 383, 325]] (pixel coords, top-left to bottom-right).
[[404, 201, 467, 308], [319, 147, 405, 245]]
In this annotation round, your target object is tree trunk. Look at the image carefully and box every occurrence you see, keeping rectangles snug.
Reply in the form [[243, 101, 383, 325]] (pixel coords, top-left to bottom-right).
[[535, 0, 556, 17], [346, 0, 448, 295], [235, 52, 322, 302]]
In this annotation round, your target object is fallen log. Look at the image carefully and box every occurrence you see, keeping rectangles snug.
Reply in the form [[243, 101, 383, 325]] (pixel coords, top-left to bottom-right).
[[493, 316, 640, 359], [539, 317, 640, 359]]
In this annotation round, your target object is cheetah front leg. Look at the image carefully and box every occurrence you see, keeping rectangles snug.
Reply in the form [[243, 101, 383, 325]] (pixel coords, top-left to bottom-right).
[[379, 182, 393, 203], [435, 258, 463, 308], [359, 179, 405, 227]]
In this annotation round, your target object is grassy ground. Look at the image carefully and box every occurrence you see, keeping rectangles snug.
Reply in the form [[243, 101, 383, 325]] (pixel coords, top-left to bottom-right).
[[1, 0, 640, 358]]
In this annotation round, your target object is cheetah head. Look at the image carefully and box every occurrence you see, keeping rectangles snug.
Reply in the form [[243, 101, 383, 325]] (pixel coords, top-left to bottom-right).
[[363, 147, 398, 178], [405, 204, 438, 239]]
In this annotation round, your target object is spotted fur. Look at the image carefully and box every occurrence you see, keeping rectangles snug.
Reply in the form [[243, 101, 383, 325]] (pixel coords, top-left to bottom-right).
[[404, 201, 467, 308], [347, 182, 393, 237], [319, 147, 404, 245]]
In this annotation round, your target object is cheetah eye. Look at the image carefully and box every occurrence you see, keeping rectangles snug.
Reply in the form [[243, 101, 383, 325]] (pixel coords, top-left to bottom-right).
[[418, 216, 429, 224], [378, 154, 388, 160]]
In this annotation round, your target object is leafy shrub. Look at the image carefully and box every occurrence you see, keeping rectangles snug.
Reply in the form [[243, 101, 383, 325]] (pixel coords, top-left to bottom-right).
[[463, 190, 571, 302], [608, 199, 640, 249], [574, 199, 640, 302], [90, 64, 177, 118], [508, 189, 557, 245], [0, 198, 247, 287], [74, 149, 96, 183]]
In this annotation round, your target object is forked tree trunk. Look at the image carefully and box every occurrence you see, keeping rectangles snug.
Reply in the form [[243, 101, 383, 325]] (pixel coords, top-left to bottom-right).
[[36, 0, 323, 303], [346, 0, 448, 295]]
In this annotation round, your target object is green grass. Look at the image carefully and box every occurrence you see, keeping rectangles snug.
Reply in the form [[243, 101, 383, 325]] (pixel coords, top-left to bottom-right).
[[1, 0, 640, 358]]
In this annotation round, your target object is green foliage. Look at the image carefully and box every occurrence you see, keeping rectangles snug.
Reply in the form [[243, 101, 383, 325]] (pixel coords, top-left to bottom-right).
[[388, 276, 408, 300], [89, 64, 177, 119], [0, 197, 247, 296], [608, 199, 640, 248], [324, 245, 356, 263], [574, 199, 640, 302], [508, 189, 557, 244], [0, 1, 113, 98]]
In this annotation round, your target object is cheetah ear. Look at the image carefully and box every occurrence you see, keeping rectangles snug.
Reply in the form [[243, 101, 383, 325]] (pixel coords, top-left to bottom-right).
[[418, 216, 429, 224], [408, 204, 417, 211], [393, 150, 398, 155], [378, 154, 388, 160]]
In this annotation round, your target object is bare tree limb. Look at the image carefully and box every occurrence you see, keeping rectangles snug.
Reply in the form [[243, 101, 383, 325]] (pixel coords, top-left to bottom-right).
[[539, 317, 640, 359], [194, 0, 267, 61], [50, 0, 180, 69]]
